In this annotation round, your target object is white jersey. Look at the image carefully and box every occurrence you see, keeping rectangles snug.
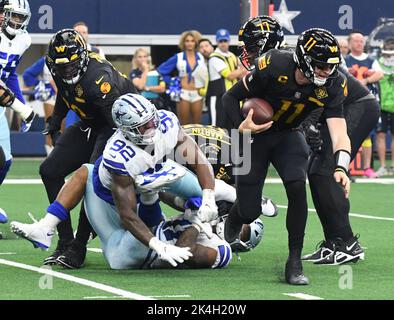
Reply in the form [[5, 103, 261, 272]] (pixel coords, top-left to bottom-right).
[[0, 30, 31, 82], [98, 110, 181, 193]]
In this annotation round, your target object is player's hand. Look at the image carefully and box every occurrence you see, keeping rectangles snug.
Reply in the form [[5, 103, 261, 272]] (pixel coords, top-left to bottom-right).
[[0, 80, 15, 107], [305, 124, 323, 153], [238, 109, 273, 134], [149, 237, 193, 267], [334, 170, 351, 198], [184, 209, 214, 239], [197, 189, 218, 223], [20, 110, 36, 133]]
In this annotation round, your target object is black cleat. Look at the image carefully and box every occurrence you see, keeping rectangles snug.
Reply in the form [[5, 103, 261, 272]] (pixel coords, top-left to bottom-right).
[[43, 239, 72, 266], [229, 238, 250, 253], [302, 240, 334, 262], [285, 258, 310, 285], [56, 239, 87, 269], [314, 235, 364, 266], [224, 214, 243, 244]]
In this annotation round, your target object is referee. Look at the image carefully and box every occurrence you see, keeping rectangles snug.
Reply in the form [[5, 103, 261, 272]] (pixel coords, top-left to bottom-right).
[[40, 29, 137, 268]]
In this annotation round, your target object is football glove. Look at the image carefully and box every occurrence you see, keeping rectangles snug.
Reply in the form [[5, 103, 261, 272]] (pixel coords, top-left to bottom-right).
[[184, 208, 213, 239], [149, 237, 192, 267], [197, 189, 218, 223], [305, 124, 323, 153], [20, 110, 36, 133]]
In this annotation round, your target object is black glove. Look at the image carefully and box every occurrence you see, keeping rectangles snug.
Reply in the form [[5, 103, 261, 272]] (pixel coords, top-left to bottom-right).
[[305, 124, 323, 153], [0, 80, 15, 107], [42, 116, 61, 147]]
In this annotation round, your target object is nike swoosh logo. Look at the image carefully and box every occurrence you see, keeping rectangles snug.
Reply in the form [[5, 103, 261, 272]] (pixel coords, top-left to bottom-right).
[[346, 242, 357, 251], [95, 76, 104, 85], [47, 232, 54, 237], [341, 79, 347, 88]]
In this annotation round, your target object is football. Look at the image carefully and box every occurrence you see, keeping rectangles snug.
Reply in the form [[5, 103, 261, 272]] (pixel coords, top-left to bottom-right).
[[242, 98, 274, 124]]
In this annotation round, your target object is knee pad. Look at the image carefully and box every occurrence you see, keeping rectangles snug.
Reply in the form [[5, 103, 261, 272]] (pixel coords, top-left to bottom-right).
[[0, 159, 12, 185], [284, 180, 306, 199]]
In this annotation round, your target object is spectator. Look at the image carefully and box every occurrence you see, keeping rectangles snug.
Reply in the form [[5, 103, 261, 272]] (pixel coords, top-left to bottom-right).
[[23, 57, 57, 155], [194, 38, 214, 98], [130, 48, 166, 109], [338, 38, 349, 57], [206, 28, 244, 127], [376, 37, 394, 176], [73, 21, 106, 59], [345, 31, 384, 178], [158, 30, 206, 125]]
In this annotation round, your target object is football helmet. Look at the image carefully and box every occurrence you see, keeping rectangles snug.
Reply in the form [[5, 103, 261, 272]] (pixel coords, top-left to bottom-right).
[[2, 0, 30, 36], [46, 29, 89, 85], [112, 93, 160, 145], [295, 28, 341, 86], [238, 15, 284, 70], [244, 218, 264, 250]]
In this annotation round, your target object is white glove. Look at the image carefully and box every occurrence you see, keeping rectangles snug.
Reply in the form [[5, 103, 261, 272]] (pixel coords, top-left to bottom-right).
[[184, 209, 213, 239], [149, 237, 192, 267], [197, 189, 218, 223]]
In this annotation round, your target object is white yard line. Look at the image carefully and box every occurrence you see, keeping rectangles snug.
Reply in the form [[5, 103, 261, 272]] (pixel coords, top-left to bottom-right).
[[283, 293, 324, 300], [0, 258, 155, 300], [277, 205, 394, 222], [87, 248, 103, 253], [84, 294, 191, 299], [0, 252, 16, 255]]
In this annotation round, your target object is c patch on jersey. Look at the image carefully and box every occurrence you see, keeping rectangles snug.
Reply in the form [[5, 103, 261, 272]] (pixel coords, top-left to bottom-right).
[[100, 82, 112, 94], [314, 87, 328, 99]]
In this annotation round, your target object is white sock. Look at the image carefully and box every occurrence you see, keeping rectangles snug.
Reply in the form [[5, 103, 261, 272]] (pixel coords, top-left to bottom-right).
[[38, 213, 61, 230]]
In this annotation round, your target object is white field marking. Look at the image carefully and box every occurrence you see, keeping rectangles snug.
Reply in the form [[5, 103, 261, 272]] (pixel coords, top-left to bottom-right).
[[84, 294, 191, 299], [283, 293, 324, 300], [3, 178, 394, 185], [87, 248, 103, 253], [0, 252, 16, 255], [0, 258, 155, 300], [277, 205, 394, 222]]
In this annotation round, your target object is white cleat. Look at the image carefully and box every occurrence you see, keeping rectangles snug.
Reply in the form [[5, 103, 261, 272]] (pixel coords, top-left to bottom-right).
[[135, 160, 186, 193], [0, 208, 8, 224], [10, 221, 54, 250], [261, 196, 279, 217]]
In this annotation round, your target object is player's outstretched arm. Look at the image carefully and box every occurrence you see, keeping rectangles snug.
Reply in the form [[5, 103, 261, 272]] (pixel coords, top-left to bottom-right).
[[327, 117, 352, 198]]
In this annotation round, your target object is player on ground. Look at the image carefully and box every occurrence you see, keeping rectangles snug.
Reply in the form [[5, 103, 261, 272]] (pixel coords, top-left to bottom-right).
[[223, 24, 351, 285], [0, 0, 35, 223], [11, 93, 219, 268], [37, 29, 138, 268]]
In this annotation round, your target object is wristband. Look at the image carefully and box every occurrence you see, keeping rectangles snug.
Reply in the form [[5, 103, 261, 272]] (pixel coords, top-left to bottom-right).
[[202, 189, 215, 202], [10, 98, 32, 120], [335, 150, 351, 173]]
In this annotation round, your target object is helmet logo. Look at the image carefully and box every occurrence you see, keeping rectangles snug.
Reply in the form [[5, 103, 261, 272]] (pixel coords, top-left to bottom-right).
[[329, 46, 338, 53], [55, 46, 66, 53], [304, 37, 317, 51]]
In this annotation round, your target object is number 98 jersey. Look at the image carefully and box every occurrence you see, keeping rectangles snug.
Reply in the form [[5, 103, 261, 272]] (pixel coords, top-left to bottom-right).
[[98, 110, 180, 193]]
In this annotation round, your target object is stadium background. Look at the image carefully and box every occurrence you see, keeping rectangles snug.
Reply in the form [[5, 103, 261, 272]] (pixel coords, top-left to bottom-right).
[[1, 0, 394, 301]]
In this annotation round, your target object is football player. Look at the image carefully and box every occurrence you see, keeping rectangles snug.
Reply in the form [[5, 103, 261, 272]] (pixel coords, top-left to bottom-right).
[[37, 29, 139, 268], [223, 23, 351, 285], [11, 93, 219, 268], [0, 0, 35, 190]]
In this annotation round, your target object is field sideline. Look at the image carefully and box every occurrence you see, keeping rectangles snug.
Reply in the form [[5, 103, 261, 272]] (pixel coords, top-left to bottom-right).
[[0, 159, 393, 300]]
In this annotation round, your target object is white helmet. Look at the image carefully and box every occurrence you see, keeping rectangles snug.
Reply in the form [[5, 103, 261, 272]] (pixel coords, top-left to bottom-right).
[[3, 0, 30, 36], [244, 218, 264, 250], [112, 93, 160, 145]]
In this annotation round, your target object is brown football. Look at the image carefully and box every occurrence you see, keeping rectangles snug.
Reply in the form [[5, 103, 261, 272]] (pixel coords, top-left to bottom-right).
[[242, 98, 274, 124]]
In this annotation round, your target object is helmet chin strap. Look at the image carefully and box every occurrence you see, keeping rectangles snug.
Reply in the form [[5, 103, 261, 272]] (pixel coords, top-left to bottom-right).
[[63, 74, 82, 85]]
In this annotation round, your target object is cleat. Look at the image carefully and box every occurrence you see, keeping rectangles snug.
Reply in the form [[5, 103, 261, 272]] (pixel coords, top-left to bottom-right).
[[224, 213, 243, 245], [261, 196, 279, 217], [43, 239, 72, 265], [285, 258, 309, 285], [56, 239, 87, 269], [229, 238, 250, 253], [10, 220, 54, 250], [135, 160, 186, 193], [314, 235, 364, 265], [302, 240, 334, 262]]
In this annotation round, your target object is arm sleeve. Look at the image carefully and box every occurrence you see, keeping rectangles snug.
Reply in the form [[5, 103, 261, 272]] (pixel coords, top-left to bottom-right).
[[48, 94, 69, 132], [222, 78, 253, 129], [6, 72, 25, 103], [22, 57, 45, 87], [157, 54, 178, 84]]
